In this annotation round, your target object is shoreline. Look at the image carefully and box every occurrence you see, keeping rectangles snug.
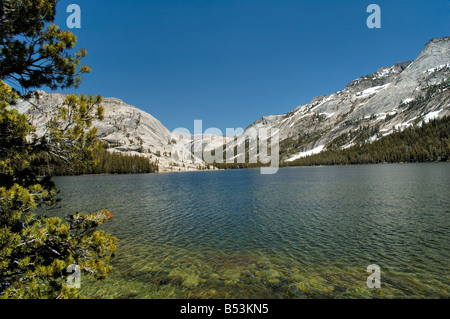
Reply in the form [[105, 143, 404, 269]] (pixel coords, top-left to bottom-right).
[[48, 160, 449, 178]]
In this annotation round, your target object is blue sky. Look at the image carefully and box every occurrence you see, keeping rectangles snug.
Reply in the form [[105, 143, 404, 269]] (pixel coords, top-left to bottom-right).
[[53, 0, 450, 133]]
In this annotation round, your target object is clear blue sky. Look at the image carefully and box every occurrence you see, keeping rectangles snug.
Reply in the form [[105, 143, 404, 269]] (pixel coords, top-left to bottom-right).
[[52, 0, 450, 133]]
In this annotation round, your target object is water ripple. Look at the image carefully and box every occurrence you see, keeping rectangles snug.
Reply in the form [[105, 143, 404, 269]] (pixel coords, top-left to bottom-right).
[[47, 163, 450, 298]]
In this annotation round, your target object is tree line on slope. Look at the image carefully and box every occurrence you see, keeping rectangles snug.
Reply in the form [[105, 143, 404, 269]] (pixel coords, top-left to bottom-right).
[[209, 115, 449, 170], [34, 145, 158, 176], [283, 115, 450, 167]]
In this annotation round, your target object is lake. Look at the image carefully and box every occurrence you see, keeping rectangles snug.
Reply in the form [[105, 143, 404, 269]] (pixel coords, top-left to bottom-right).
[[47, 163, 449, 298]]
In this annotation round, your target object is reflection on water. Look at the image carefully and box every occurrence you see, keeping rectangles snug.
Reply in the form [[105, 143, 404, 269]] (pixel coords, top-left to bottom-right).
[[47, 163, 450, 298]]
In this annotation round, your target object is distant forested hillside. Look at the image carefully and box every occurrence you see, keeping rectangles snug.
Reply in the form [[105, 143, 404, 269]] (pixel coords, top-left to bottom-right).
[[35, 146, 158, 176], [283, 115, 449, 167]]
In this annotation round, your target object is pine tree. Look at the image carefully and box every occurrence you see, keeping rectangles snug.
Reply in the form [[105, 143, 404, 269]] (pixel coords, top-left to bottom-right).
[[0, 82, 118, 299], [0, 0, 91, 90], [0, 1, 117, 299]]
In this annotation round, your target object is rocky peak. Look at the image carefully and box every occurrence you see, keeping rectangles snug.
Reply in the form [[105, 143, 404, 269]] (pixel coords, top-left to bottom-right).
[[13, 92, 212, 172], [214, 37, 450, 163], [11, 37, 450, 170]]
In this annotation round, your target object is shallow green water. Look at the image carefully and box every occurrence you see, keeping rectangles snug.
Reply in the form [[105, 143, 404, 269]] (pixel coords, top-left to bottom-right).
[[47, 163, 450, 298]]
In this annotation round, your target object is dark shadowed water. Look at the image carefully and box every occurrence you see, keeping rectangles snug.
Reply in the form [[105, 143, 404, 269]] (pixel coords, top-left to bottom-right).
[[47, 163, 449, 298]]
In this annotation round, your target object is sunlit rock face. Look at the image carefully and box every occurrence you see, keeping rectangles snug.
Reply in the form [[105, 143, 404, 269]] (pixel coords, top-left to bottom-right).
[[14, 37, 450, 168]]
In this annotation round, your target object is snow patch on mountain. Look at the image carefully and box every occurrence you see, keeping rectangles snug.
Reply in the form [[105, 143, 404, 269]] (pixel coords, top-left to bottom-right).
[[286, 145, 325, 162], [355, 84, 390, 99]]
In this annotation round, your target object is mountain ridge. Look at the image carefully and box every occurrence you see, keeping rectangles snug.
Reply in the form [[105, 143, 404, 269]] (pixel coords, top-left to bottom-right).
[[12, 37, 450, 171], [217, 36, 449, 164]]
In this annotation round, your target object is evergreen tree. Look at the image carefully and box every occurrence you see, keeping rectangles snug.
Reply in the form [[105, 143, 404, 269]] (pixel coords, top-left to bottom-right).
[[0, 0, 91, 91], [0, 82, 118, 299], [0, 1, 117, 299]]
